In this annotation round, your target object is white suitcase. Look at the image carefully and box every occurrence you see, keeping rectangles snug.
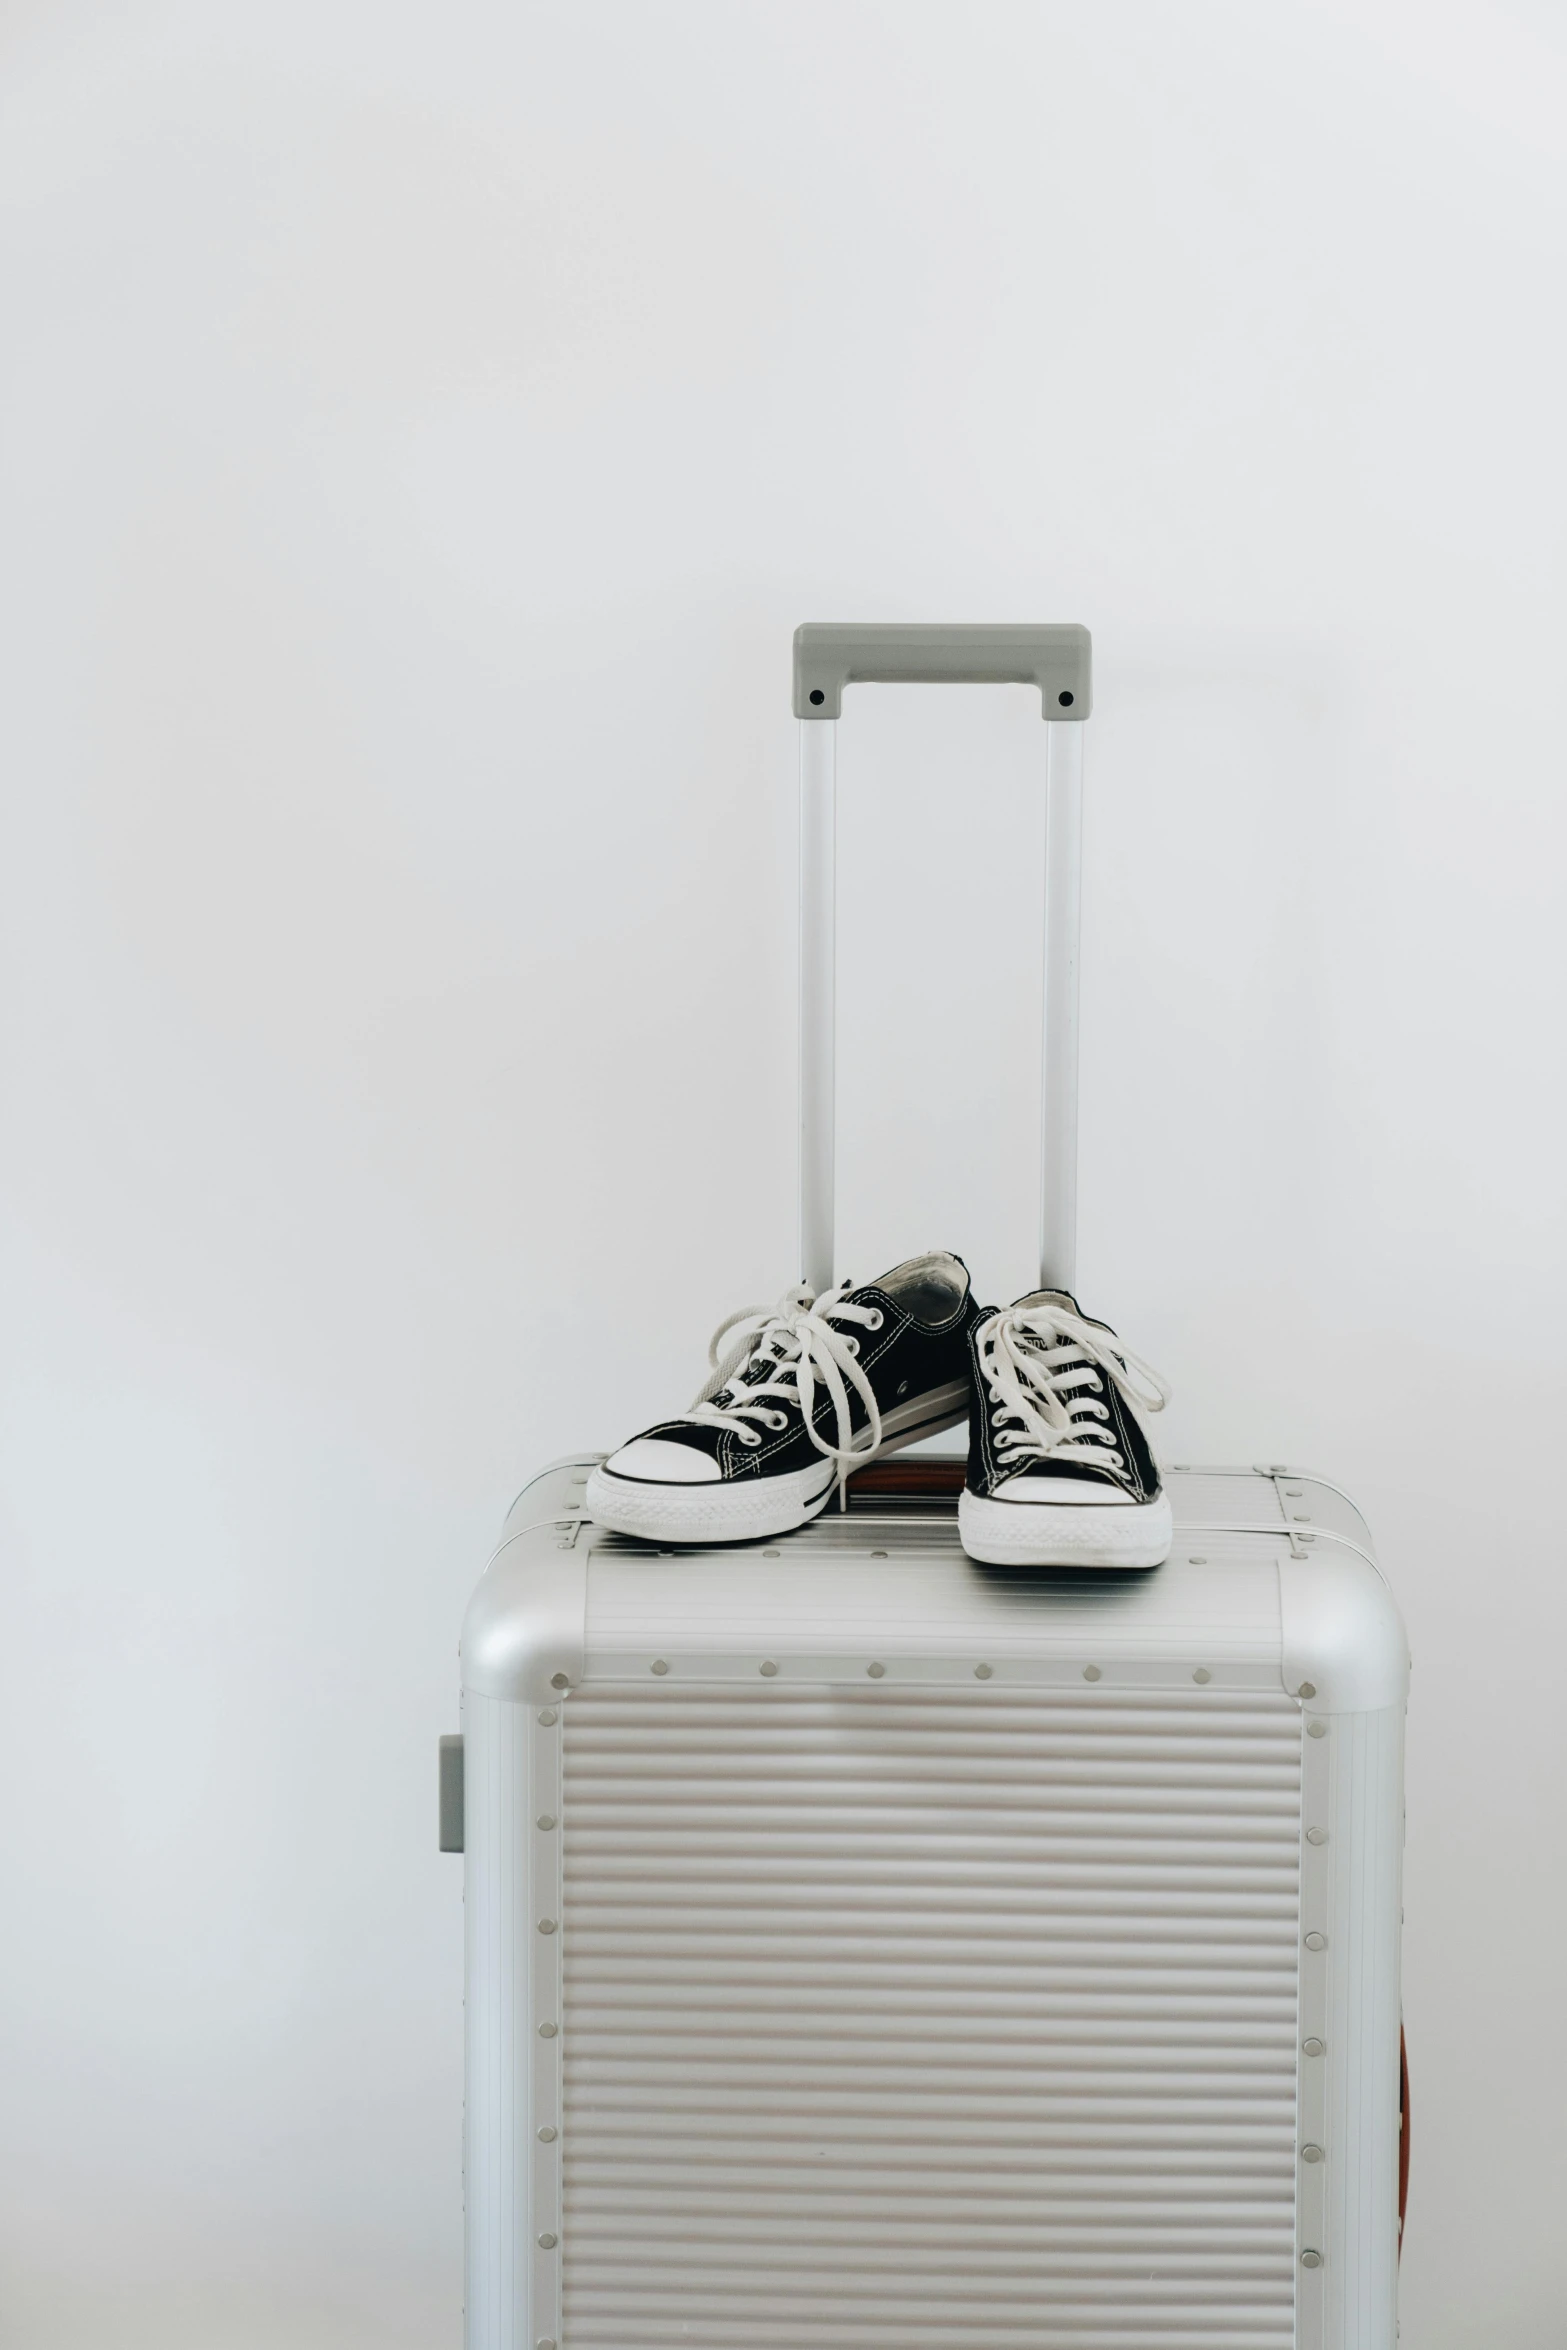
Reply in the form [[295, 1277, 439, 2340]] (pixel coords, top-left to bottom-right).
[[452, 626, 1409, 2350]]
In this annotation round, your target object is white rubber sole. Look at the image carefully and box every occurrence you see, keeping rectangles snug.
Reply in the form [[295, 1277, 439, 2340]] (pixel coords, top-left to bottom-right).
[[585, 1383, 968, 1545], [958, 1486, 1174, 1569]]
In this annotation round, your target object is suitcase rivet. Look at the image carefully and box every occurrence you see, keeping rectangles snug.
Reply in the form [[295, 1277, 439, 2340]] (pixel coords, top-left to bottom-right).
[[1083, 1665, 1101, 1682], [537, 2126, 557, 2143], [1297, 1681, 1317, 1699], [1306, 1827, 1328, 1846], [1057, 690, 1074, 707], [1271, 1464, 1289, 1474], [550, 1672, 571, 1690], [538, 2338, 558, 2349], [1307, 1720, 1328, 1739], [537, 1814, 557, 1832], [974, 1664, 993, 1680], [1192, 1668, 1211, 1684], [760, 1661, 779, 1677], [538, 1709, 558, 1726], [537, 1918, 558, 1935], [1188, 1556, 1207, 1566], [651, 1660, 669, 1676], [809, 688, 825, 705], [1303, 2037, 1325, 2056], [870, 1550, 888, 1559], [1304, 1930, 1328, 1950], [1300, 2249, 1323, 2269], [1301, 2143, 1324, 2163], [537, 2232, 557, 2249], [538, 2022, 558, 2039], [867, 1662, 886, 1678], [763, 1550, 781, 1558]]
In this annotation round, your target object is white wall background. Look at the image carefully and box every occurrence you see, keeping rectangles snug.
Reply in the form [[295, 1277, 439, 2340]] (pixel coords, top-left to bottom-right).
[[1, 2, 1564, 2343]]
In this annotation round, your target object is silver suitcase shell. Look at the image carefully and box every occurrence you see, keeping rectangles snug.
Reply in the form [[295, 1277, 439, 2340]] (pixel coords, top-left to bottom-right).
[[461, 1459, 1406, 2350], [458, 627, 1407, 2347]]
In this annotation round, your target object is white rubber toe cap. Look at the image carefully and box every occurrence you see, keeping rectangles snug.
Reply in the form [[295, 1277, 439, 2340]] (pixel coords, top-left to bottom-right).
[[995, 1475, 1137, 1506], [602, 1436, 724, 1486]]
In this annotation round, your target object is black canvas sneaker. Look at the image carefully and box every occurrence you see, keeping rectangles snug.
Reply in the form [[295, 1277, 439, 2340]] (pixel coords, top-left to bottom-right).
[[959, 1290, 1173, 1568], [585, 1251, 981, 1544]]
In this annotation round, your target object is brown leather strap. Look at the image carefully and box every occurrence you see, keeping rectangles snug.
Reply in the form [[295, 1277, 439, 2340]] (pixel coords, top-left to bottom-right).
[[846, 1456, 967, 1499]]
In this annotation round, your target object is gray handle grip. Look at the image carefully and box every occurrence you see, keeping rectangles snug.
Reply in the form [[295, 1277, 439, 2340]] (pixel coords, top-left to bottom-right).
[[793, 622, 1091, 720]]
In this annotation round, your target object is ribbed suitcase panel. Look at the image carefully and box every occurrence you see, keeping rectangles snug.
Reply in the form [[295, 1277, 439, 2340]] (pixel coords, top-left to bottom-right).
[[560, 1686, 1302, 2349]]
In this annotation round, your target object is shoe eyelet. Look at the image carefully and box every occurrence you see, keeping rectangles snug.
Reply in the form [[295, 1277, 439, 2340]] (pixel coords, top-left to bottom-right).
[[866, 1310, 883, 1329], [740, 1432, 761, 1448], [843, 1337, 859, 1356]]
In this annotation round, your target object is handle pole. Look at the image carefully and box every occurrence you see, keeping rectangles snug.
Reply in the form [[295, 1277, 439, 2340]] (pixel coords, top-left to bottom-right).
[[799, 719, 836, 1293], [1040, 720, 1083, 1293]]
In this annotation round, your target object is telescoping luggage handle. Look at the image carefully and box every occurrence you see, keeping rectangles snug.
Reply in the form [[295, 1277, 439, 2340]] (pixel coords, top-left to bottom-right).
[[792, 621, 1092, 1300]]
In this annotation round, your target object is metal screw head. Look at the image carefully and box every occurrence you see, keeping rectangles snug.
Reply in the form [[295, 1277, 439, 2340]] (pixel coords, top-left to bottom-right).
[[1297, 1681, 1317, 1699], [1301, 2143, 1324, 2164], [1307, 1719, 1328, 1738], [1306, 1826, 1328, 1846], [1303, 2036, 1325, 2057], [550, 1672, 571, 1691], [537, 2231, 558, 2250], [538, 2022, 558, 2039], [650, 1659, 669, 1676], [974, 1664, 993, 1680], [537, 1918, 557, 1936], [1300, 2249, 1322, 2270], [867, 1662, 886, 1678], [536, 1814, 557, 1832], [760, 1660, 779, 1677], [1083, 1665, 1101, 1682], [537, 2125, 557, 2143], [1304, 1930, 1328, 1951], [1192, 1668, 1211, 1685]]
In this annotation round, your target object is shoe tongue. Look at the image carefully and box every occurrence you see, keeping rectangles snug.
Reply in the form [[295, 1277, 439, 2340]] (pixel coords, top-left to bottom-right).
[[1013, 1288, 1081, 1316]]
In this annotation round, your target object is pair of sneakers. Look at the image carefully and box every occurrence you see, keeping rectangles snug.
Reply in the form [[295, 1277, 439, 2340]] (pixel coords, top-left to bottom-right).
[[584, 1250, 1173, 1568]]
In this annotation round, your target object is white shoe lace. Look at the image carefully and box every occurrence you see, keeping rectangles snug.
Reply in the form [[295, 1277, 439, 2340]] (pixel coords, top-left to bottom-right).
[[979, 1300, 1170, 1477], [680, 1281, 886, 1501]]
